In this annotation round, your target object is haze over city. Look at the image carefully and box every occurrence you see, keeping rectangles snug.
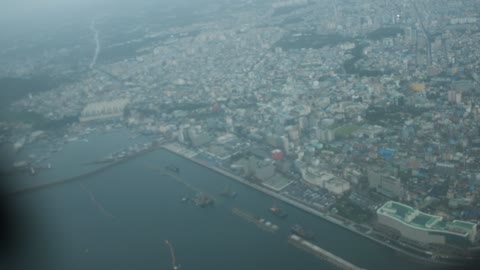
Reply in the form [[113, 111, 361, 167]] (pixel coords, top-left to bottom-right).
[[0, 1, 479, 270]]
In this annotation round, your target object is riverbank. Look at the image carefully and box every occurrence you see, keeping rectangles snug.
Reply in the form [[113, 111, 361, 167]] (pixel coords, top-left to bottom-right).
[[160, 145, 466, 267]]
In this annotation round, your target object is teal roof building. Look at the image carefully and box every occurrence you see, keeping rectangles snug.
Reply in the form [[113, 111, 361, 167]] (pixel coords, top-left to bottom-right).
[[377, 201, 478, 245]]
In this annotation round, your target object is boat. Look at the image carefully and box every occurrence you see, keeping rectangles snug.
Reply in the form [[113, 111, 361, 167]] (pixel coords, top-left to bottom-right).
[[232, 208, 279, 233], [166, 165, 180, 174], [269, 200, 288, 218], [291, 224, 316, 241], [220, 186, 237, 198], [193, 194, 214, 208], [270, 207, 288, 218]]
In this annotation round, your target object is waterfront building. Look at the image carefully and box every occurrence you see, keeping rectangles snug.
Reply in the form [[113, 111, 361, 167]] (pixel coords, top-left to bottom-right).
[[249, 157, 275, 181], [203, 144, 233, 161], [377, 201, 478, 246], [301, 167, 351, 195], [188, 127, 211, 147]]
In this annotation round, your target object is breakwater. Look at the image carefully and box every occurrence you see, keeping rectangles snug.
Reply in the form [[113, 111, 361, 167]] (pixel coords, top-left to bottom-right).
[[289, 234, 365, 270], [5, 147, 156, 196]]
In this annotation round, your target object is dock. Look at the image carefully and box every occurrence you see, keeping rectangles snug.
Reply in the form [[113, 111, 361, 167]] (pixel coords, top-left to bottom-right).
[[288, 234, 366, 270]]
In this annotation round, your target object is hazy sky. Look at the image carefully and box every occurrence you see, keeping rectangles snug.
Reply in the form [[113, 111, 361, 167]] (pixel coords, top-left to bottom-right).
[[3, 0, 104, 19], [0, 0, 164, 40], [1, 1, 104, 34], [2, 0, 173, 20]]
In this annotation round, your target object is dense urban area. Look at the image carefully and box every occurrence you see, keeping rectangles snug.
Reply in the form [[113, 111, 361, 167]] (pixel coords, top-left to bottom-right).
[[2, 0, 480, 266]]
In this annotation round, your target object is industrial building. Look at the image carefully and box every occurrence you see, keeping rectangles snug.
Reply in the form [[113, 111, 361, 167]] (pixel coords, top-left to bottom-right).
[[377, 201, 478, 246], [79, 99, 130, 122]]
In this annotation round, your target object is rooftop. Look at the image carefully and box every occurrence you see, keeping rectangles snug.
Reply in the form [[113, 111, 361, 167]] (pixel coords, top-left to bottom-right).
[[377, 201, 477, 237]]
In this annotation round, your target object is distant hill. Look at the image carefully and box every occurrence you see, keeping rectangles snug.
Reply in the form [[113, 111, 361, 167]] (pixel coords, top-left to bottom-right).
[[0, 76, 60, 108]]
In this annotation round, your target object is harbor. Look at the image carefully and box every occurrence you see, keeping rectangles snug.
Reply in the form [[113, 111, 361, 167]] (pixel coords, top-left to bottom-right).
[[3, 137, 433, 270], [6, 139, 471, 268], [160, 144, 468, 267]]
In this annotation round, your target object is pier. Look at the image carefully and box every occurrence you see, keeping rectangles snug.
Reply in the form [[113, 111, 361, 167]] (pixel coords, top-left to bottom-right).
[[288, 234, 365, 270]]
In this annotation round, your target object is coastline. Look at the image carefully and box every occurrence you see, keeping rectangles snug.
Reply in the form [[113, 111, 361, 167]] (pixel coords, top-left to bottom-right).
[[160, 145, 466, 267], [4, 140, 471, 267]]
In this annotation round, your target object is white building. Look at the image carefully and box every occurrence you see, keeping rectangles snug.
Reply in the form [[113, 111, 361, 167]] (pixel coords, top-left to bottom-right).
[[79, 99, 129, 122], [377, 201, 478, 245], [301, 167, 351, 195]]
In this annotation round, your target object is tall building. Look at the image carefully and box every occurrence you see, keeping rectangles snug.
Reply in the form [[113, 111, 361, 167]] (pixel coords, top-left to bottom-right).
[[326, 130, 335, 142], [287, 126, 300, 142], [281, 135, 290, 153], [178, 127, 185, 143], [448, 90, 461, 103], [368, 167, 404, 199], [225, 116, 234, 132]]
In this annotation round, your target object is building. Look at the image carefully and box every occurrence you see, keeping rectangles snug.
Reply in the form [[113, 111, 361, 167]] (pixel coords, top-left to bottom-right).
[[272, 149, 284, 160], [190, 131, 211, 147], [185, 125, 212, 147], [317, 129, 335, 142], [249, 157, 275, 181], [368, 167, 404, 199], [448, 90, 462, 104], [378, 175, 404, 198], [281, 135, 290, 153], [377, 201, 478, 245], [435, 162, 456, 176], [79, 99, 129, 122], [301, 167, 351, 195]]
